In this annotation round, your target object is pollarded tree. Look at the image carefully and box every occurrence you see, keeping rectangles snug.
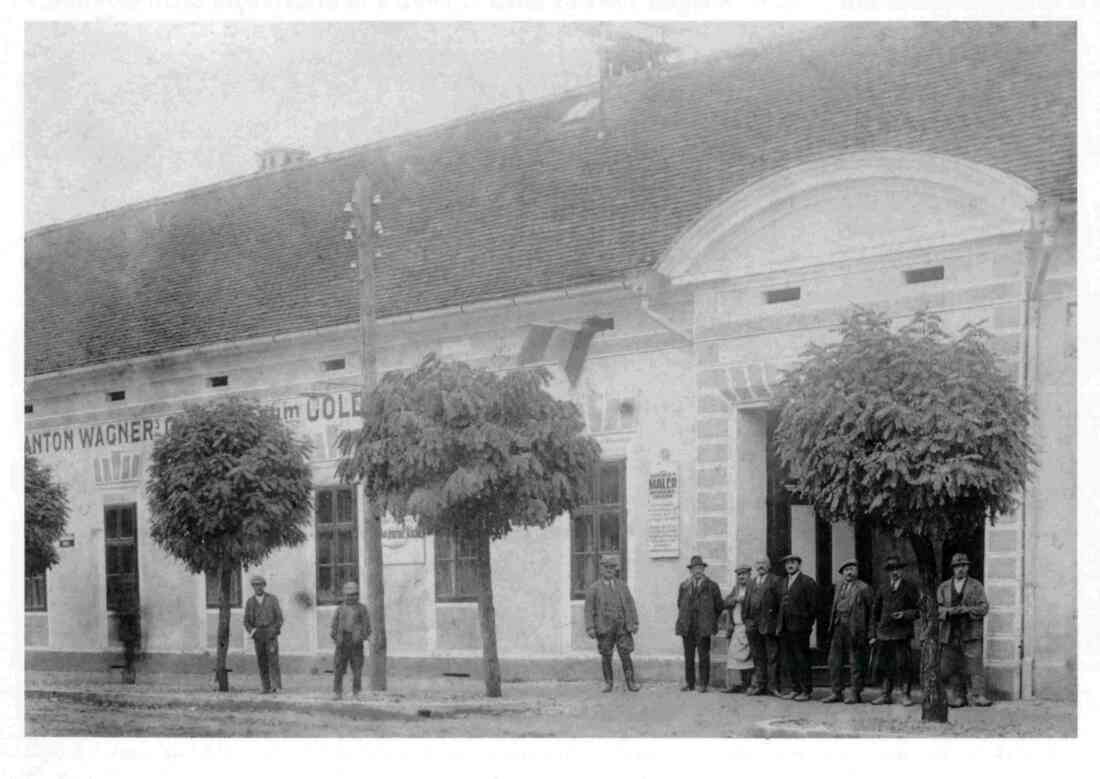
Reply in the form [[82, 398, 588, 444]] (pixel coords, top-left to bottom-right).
[[337, 354, 601, 697], [773, 308, 1033, 723], [25, 455, 70, 576], [146, 397, 313, 691]]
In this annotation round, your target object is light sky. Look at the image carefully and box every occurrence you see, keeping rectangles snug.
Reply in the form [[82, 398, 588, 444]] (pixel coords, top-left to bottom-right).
[[24, 21, 819, 229]]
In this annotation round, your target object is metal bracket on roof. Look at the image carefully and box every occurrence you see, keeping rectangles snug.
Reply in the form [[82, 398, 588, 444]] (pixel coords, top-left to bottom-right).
[[627, 269, 692, 344]]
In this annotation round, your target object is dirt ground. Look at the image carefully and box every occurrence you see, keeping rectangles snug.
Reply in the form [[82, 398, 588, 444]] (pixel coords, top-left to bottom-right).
[[24, 678, 1076, 738]]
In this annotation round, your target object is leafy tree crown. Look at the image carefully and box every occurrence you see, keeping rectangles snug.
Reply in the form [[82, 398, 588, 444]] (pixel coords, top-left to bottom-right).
[[773, 308, 1034, 541], [337, 355, 602, 541], [25, 455, 70, 575], [146, 397, 314, 573]]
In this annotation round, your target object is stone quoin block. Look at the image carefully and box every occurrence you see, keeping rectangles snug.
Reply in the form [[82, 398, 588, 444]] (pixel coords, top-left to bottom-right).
[[696, 466, 727, 489], [694, 540, 728, 565], [697, 443, 729, 464], [987, 528, 1021, 555], [984, 555, 1018, 580], [984, 583, 1019, 610], [697, 394, 729, 414], [987, 637, 1020, 663], [696, 418, 728, 440], [698, 514, 728, 539], [986, 610, 1020, 636], [696, 490, 728, 514]]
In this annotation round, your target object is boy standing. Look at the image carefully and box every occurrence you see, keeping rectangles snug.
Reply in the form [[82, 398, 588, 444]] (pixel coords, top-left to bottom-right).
[[330, 580, 371, 699]]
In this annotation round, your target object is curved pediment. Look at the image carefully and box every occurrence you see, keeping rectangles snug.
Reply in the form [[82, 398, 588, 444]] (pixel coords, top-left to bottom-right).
[[657, 151, 1038, 284]]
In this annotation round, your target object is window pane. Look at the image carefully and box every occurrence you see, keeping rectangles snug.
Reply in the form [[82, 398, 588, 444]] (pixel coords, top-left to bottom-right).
[[105, 509, 118, 539], [573, 515, 593, 553], [435, 531, 453, 560], [599, 513, 621, 553], [25, 574, 46, 611], [456, 559, 479, 598], [317, 530, 332, 564], [337, 489, 355, 524], [120, 507, 136, 538], [599, 462, 621, 504], [337, 529, 356, 563], [457, 533, 478, 561], [317, 566, 333, 602], [435, 561, 455, 598], [571, 555, 587, 595], [318, 490, 334, 524]]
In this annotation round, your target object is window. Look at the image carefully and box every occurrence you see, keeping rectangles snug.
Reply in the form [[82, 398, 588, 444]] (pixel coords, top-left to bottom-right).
[[435, 529, 479, 602], [104, 504, 139, 612], [205, 567, 243, 608], [107, 390, 126, 402], [316, 487, 358, 605], [24, 403, 33, 414], [322, 357, 347, 372], [765, 287, 801, 304], [207, 375, 229, 388], [571, 460, 627, 599], [25, 572, 47, 611], [904, 265, 945, 284]]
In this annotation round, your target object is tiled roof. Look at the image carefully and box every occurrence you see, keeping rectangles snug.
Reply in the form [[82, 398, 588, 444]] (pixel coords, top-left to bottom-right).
[[25, 22, 1075, 376]]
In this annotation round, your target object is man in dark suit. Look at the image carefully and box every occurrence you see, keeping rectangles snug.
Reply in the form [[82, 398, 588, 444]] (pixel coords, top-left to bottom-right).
[[822, 559, 872, 704], [869, 555, 920, 706], [776, 553, 818, 701], [743, 556, 781, 696], [675, 555, 724, 693], [243, 573, 284, 694]]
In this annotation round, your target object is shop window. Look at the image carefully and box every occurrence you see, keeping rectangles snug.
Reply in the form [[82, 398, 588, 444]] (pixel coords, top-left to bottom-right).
[[104, 504, 139, 612], [571, 460, 627, 599], [205, 567, 243, 608], [25, 572, 47, 611], [316, 486, 358, 605], [435, 529, 479, 602]]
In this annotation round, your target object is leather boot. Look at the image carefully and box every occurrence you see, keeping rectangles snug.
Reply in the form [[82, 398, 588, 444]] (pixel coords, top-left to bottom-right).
[[622, 655, 641, 692], [601, 655, 614, 693]]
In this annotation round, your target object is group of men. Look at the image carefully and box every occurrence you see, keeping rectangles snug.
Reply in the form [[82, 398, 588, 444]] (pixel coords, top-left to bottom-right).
[[583, 551, 992, 708], [242, 574, 371, 699]]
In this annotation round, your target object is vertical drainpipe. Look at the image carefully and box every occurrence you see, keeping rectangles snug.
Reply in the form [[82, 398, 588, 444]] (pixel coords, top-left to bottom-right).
[[1018, 198, 1057, 699]]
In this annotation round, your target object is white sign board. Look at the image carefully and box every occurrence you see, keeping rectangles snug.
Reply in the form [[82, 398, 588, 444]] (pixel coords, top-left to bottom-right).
[[647, 465, 680, 558], [381, 513, 425, 565]]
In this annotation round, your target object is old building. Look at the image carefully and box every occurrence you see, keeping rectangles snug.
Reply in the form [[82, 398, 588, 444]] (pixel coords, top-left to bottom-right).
[[25, 23, 1075, 698]]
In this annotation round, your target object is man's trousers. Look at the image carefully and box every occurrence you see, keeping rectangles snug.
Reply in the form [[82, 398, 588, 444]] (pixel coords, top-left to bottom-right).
[[939, 639, 987, 699], [253, 635, 282, 692], [779, 630, 813, 694], [746, 627, 779, 692], [875, 638, 913, 695], [681, 634, 712, 689], [827, 623, 868, 694], [333, 640, 365, 694]]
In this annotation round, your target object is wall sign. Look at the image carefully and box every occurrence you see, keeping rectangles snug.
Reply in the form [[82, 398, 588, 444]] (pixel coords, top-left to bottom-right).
[[381, 513, 425, 565], [647, 457, 680, 558]]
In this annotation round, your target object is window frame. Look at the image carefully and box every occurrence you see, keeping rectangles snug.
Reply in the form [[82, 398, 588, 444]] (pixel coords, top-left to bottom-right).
[[25, 571, 47, 612], [570, 459, 627, 600], [315, 486, 359, 606], [204, 567, 243, 608], [104, 503, 139, 613], [434, 528, 480, 603]]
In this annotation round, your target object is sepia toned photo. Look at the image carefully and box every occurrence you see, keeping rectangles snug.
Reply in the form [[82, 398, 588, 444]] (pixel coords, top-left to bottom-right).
[[21, 18, 1076, 740]]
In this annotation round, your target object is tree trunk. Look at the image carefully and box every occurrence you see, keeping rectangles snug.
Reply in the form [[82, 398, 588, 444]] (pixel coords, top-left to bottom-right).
[[908, 532, 947, 723], [215, 563, 232, 692], [475, 526, 502, 698], [364, 495, 388, 691]]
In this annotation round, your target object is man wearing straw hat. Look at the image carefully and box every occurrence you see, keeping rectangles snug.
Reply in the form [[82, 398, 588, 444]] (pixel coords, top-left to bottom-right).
[[584, 553, 640, 692], [243, 573, 283, 694]]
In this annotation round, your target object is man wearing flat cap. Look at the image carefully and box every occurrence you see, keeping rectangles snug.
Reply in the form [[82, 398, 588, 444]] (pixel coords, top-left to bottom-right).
[[869, 555, 920, 706], [584, 554, 640, 692], [823, 559, 872, 704], [675, 555, 724, 692], [776, 553, 818, 701], [937, 553, 991, 707], [330, 580, 371, 699], [243, 574, 283, 693]]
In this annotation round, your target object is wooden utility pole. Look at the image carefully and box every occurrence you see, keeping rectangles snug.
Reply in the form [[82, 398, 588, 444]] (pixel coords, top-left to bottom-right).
[[349, 175, 387, 690]]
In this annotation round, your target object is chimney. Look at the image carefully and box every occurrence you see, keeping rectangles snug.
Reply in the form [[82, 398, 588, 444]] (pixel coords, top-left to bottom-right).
[[256, 146, 309, 172]]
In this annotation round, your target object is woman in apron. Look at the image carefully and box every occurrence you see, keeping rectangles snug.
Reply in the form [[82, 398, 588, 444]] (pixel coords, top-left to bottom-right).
[[723, 565, 755, 693]]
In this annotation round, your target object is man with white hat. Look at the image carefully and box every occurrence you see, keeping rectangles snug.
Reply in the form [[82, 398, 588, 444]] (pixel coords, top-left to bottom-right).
[[822, 559, 872, 704], [937, 553, 991, 707], [584, 554, 640, 692], [243, 574, 283, 693], [330, 580, 371, 699]]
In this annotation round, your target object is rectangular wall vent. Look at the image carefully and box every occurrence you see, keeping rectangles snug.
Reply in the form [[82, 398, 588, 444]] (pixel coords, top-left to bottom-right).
[[322, 358, 347, 372], [25, 403, 33, 414], [765, 287, 801, 304], [107, 390, 126, 402], [904, 265, 945, 284], [208, 375, 229, 388]]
